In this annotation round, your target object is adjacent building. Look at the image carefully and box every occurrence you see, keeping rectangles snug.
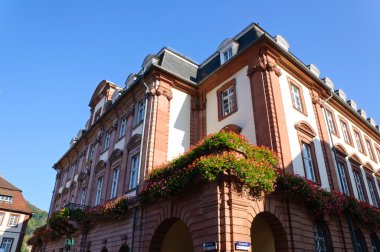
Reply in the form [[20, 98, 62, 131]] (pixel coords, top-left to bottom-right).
[[0, 176, 32, 252], [42, 23, 380, 251]]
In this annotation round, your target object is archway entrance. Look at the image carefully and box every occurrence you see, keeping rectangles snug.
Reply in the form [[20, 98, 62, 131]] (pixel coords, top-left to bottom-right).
[[251, 213, 288, 252], [150, 219, 193, 252]]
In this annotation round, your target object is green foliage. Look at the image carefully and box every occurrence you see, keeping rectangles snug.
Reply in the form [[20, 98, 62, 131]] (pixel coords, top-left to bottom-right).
[[22, 202, 48, 252], [141, 131, 279, 201]]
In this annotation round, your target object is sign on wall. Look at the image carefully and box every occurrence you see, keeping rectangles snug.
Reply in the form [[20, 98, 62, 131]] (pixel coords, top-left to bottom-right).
[[235, 241, 251, 251], [203, 242, 217, 251]]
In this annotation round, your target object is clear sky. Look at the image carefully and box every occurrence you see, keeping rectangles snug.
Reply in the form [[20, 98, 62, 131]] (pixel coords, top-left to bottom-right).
[[1, 1, 380, 211]]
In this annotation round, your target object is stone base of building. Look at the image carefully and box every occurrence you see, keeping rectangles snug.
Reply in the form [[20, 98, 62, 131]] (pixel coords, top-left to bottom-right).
[[43, 180, 377, 252]]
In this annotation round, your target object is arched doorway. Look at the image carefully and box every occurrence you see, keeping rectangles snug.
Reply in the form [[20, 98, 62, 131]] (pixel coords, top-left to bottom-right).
[[251, 213, 288, 252], [150, 219, 193, 252]]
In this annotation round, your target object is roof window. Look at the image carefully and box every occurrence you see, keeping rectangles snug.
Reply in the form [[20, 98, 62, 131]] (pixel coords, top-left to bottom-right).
[[0, 195, 13, 203]]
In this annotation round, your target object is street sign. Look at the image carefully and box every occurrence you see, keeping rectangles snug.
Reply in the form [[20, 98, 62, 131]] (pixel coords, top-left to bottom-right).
[[235, 241, 251, 251], [203, 242, 217, 251]]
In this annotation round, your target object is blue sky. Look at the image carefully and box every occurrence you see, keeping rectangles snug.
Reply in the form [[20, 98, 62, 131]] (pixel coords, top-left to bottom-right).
[[1, 1, 380, 211]]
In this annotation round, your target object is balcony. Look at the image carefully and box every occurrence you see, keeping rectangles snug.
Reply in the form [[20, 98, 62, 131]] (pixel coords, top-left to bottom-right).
[[64, 203, 90, 211]]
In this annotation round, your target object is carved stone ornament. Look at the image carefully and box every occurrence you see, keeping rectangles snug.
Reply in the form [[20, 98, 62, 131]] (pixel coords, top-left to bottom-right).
[[247, 61, 282, 77], [96, 131, 103, 141], [156, 86, 173, 100], [112, 118, 118, 130]]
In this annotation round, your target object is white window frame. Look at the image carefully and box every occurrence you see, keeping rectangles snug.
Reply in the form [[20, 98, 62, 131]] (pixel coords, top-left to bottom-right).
[[354, 131, 364, 153], [88, 144, 95, 161], [80, 187, 87, 206], [103, 131, 111, 151], [110, 168, 120, 199], [366, 139, 375, 160], [119, 116, 127, 138], [301, 143, 316, 182], [130, 153, 140, 189], [353, 171, 365, 201], [325, 110, 336, 134], [341, 121, 351, 144], [0, 212, 4, 224], [7, 214, 19, 227], [136, 101, 145, 124], [367, 178, 378, 208], [290, 84, 303, 111], [313, 224, 328, 252], [221, 86, 235, 117], [95, 176, 103, 206], [337, 161, 350, 195], [0, 195, 13, 203], [223, 47, 233, 62], [1, 237, 13, 252]]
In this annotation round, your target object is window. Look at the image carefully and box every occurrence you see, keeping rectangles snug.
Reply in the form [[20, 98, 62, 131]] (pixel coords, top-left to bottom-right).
[[365, 138, 376, 161], [223, 47, 233, 62], [367, 177, 379, 207], [337, 161, 350, 195], [70, 194, 75, 204], [0, 195, 13, 203], [0, 238, 13, 252], [135, 101, 145, 124], [88, 144, 95, 162], [119, 117, 127, 138], [0, 212, 4, 225], [80, 187, 87, 207], [340, 120, 353, 145], [376, 147, 380, 163], [301, 143, 317, 182], [94, 109, 101, 122], [289, 83, 304, 112], [103, 130, 111, 151], [217, 80, 237, 120], [313, 222, 332, 252], [8, 214, 19, 227], [130, 154, 140, 189], [371, 233, 380, 252], [62, 199, 66, 208], [95, 176, 103, 206], [353, 170, 366, 202], [354, 228, 368, 252], [324, 109, 338, 136], [354, 130, 365, 154], [67, 166, 73, 180], [110, 168, 120, 199]]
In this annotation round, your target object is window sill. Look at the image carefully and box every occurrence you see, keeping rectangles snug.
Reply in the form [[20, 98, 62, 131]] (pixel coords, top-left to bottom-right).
[[218, 109, 238, 122], [292, 106, 308, 117], [132, 121, 143, 131]]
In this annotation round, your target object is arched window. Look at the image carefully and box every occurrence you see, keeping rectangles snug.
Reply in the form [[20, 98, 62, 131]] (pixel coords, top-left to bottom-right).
[[101, 247, 108, 252], [313, 222, 333, 252], [119, 243, 130, 252], [354, 228, 368, 252], [371, 233, 380, 252]]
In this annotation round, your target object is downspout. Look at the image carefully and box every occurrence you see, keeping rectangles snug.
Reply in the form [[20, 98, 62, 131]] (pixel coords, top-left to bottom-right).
[[321, 90, 356, 252], [131, 79, 150, 252]]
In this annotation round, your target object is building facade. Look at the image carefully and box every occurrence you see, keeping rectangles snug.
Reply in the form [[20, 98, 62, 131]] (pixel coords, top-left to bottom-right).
[[42, 23, 380, 251], [0, 176, 32, 252]]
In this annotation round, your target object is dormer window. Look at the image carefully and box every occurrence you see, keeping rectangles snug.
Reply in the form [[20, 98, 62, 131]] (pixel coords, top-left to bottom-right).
[[223, 47, 233, 62], [218, 38, 239, 65], [0, 195, 13, 203]]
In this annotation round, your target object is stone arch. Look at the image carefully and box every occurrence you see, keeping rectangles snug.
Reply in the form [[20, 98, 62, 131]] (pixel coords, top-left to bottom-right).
[[294, 120, 317, 138], [126, 134, 141, 151], [349, 154, 363, 165], [251, 212, 288, 252], [149, 218, 193, 252], [334, 143, 348, 156], [363, 162, 375, 173], [95, 160, 106, 174], [109, 148, 123, 163], [221, 124, 242, 134]]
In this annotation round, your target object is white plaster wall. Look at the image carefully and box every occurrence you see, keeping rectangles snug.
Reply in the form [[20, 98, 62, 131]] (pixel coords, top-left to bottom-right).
[[114, 138, 125, 151], [0, 212, 25, 251], [278, 67, 330, 189], [327, 106, 379, 171], [206, 66, 256, 145], [325, 104, 380, 204], [99, 150, 109, 161], [167, 88, 191, 160], [131, 124, 143, 137]]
